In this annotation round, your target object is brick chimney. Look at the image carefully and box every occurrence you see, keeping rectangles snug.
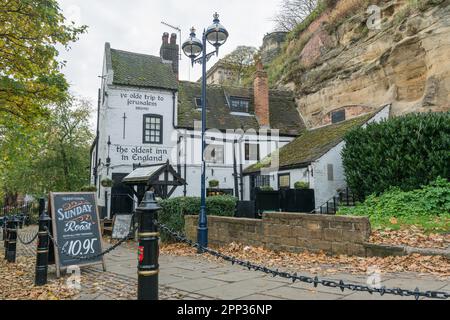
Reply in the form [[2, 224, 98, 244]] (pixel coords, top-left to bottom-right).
[[160, 32, 179, 78], [253, 60, 270, 128]]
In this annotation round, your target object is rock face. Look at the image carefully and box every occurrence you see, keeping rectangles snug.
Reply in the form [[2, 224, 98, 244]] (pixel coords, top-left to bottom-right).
[[279, 0, 450, 128]]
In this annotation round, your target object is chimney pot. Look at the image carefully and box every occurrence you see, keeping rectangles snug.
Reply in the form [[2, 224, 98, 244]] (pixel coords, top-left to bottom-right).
[[162, 32, 169, 44], [160, 32, 179, 79], [170, 33, 177, 45]]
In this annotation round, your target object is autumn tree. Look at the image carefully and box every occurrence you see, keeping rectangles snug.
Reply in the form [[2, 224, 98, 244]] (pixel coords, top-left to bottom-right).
[[0, 96, 94, 200], [273, 0, 318, 31], [220, 46, 258, 86], [0, 0, 86, 123]]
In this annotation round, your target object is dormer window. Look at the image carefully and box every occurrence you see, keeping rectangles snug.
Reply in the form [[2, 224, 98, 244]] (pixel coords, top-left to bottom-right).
[[195, 97, 209, 110], [195, 97, 202, 108], [230, 97, 250, 113]]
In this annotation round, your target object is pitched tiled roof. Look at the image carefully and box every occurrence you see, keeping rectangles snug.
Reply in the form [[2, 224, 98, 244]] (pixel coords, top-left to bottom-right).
[[109, 47, 178, 90], [177, 81, 304, 135], [244, 113, 375, 174]]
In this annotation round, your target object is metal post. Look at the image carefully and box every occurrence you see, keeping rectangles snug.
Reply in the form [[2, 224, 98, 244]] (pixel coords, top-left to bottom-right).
[[333, 197, 337, 215], [35, 198, 51, 286], [197, 31, 208, 252], [3, 216, 9, 259], [137, 191, 161, 300], [6, 216, 19, 263]]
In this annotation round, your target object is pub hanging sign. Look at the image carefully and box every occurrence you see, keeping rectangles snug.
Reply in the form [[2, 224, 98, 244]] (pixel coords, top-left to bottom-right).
[[49, 192, 106, 277]]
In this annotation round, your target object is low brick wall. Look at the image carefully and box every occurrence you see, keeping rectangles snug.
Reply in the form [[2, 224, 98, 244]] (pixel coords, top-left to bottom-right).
[[185, 213, 371, 256]]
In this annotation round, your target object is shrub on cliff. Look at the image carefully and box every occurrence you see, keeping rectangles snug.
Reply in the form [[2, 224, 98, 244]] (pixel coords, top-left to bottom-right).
[[158, 195, 237, 242], [342, 112, 450, 199]]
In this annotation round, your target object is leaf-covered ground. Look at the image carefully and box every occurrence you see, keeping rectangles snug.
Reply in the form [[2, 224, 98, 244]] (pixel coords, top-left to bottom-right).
[[160, 242, 450, 278], [370, 226, 450, 249], [0, 256, 77, 300]]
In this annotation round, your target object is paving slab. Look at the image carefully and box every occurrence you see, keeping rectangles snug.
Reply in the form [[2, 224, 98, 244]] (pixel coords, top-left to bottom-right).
[[158, 274, 186, 285], [238, 294, 283, 300], [197, 278, 285, 300], [342, 292, 414, 300], [207, 270, 265, 282], [381, 278, 449, 292], [165, 268, 226, 280], [169, 278, 227, 292], [263, 286, 342, 300]]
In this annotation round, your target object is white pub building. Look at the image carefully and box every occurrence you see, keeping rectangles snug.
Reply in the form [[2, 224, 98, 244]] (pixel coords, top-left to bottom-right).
[[91, 32, 390, 219], [90, 33, 303, 218]]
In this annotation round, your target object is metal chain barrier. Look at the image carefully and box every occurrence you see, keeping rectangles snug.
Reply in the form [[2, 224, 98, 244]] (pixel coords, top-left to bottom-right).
[[44, 225, 138, 262], [155, 220, 450, 300], [17, 228, 39, 246]]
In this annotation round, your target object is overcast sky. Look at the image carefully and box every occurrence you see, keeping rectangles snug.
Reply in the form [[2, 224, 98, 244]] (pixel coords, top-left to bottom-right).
[[57, 0, 281, 122]]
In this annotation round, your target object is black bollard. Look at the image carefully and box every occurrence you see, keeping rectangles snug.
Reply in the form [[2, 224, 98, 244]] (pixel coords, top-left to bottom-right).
[[137, 191, 161, 300], [6, 216, 19, 263], [35, 198, 51, 286]]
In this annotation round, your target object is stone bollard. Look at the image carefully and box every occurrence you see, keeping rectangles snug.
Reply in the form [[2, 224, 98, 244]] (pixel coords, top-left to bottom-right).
[[35, 198, 51, 286], [6, 216, 20, 263], [136, 191, 161, 300]]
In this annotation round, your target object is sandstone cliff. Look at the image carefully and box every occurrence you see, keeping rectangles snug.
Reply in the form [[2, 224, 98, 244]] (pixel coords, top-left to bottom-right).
[[270, 0, 450, 128]]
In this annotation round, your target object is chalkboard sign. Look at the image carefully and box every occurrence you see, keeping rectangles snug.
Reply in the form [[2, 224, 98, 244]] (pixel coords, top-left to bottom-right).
[[49, 192, 106, 277], [112, 214, 134, 239]]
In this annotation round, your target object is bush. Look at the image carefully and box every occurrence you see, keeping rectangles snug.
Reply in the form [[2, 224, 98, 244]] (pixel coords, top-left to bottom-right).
[[208, 179, 219, 188], [294, 181, 310, 189], [100, 178, 113, 188], [158, 195, 237, 242], [80, 185, 97, 192], [338, 177, 450, 233], [342, 112, 450, 199]]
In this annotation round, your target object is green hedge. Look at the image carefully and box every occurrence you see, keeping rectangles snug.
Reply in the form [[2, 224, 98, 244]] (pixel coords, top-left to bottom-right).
[[338, 177, 450, 233], [342, 112, 450, 199], [158, 195, 237, 242]]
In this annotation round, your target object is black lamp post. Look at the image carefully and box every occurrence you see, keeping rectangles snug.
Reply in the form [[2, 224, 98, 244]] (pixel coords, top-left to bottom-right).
[[182, 13, 229, 251]]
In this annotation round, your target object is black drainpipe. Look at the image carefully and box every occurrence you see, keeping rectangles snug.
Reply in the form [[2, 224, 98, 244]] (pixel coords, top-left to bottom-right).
[[94, 88, 101, 186], [183, 131, 187, 197], [233, 139, 239, 200]]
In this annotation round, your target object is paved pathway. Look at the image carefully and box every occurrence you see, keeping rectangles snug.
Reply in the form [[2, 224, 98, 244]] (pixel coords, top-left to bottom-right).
[[78, 245, 449, 300], [12, 227, 450, 300]]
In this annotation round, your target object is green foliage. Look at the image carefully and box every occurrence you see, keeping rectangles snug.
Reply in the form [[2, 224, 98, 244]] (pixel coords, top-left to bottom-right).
[[338, 178, 450, 233], [0, 96, 94, 198], [208, 180, 219, 188], [219, 46, 257, 86], [294, 181, 310, 189], [101, 178, 113, 188], [286, 1, 328, 42], [342, 112, 450, 199], [80, 185, 98, 192], [0, 0, 87, 123], [158, 196, 237, 242]]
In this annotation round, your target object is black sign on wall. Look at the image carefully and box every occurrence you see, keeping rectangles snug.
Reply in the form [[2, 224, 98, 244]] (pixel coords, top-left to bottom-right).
[[49, 192, 106, 277]]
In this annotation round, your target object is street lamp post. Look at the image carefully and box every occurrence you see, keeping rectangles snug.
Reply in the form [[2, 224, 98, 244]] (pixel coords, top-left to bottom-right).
[[182, 13, 229, 251]]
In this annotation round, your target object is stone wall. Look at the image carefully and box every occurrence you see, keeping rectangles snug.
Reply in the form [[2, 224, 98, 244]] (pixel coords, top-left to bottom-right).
[[185, 213, 371, 256]]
